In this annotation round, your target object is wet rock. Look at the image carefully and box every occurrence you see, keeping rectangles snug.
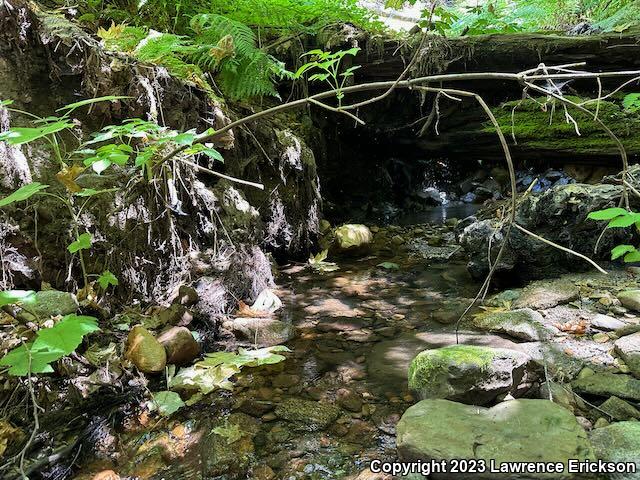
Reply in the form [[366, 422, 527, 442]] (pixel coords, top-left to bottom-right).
[[18, 290, 78, 321], [472, 308, 558, 341], [617, 290, 640, 312], [615, 332, 640, 378], [91, 471, 120, 480], [397, 399, 595, 475], [539, 381, 585, 414], [157, 327, 200, 366], [336, 388, 363, 412], [590, 422, 640, 477], [514, 281, 579, 310], [203, 415, 256, 477], [157, 304, 191, 327], [591, 313, 627, 331], [238, 399, 274, 417], [125, 325, 167, 373], [274, 398, 341, 431], [175, 285, 198, 306], [334, 224, 373, 252], [598, 396, 640, 421], [572, 372, 640, 401], [271, 374, 300, 389], [252, 465, 276, 480], [408, 345, 531, 405], [226, 317, 294, 347]]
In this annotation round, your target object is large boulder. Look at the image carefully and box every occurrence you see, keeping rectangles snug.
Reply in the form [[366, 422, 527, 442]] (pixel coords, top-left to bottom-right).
[[397, 399, 596, 479], [407, 345, 531, 405], [572, 372, 640, 401], [472, 308, 558, 341], [125, 325, 167, 373], [590, 422, 640, 480], [615, 332, 640, 378], [460, 174, 640, 281]]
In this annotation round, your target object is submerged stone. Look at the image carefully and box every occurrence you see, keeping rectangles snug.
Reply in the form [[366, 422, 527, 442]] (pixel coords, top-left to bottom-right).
[[407, 345, 530, 405], [274, 398, 341, 431], [617, 290, 640, 312], [397, 399, 595, 478]]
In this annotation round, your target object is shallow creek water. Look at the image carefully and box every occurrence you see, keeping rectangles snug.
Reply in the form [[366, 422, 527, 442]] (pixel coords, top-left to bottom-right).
[[79, 221, 499, 480]]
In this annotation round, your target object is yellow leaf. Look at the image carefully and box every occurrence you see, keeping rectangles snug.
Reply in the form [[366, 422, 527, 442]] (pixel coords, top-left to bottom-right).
[[56, 165, 85, 193]]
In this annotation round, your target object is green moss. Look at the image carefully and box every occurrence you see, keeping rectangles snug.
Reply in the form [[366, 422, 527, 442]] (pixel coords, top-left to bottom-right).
[[488, 97, 640, 155], [408, 345, 495, 393]]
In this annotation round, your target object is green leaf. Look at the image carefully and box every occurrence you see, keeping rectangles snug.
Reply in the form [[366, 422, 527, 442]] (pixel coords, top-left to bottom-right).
[[611, 245, 636, 260], [56, 96, 131, 114], [173, 133, 196, 146], [0, 121, 73, 145], [0, 100, 14, 107], [68, 232, 92, 253], [0, 314, 99, 376], [152, 390, 185, 416], [377, 262, 400, 270], [587, 208, 629, 221], [623, 93, 640, 112], [0, 182, 48, 207], [184, 143, 224, 163], [97, 271, 119, 289], [608, 213, 640, 228], [0, 290, 36, 308], [75, 188, 119, 197], [624, 250, 640, 262]]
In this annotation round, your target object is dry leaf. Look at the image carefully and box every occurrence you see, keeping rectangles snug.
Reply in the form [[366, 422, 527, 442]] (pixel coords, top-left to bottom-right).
[[56, 165, 85, 193], [236, 300, 269, 318], [553, 320, 588, 335]]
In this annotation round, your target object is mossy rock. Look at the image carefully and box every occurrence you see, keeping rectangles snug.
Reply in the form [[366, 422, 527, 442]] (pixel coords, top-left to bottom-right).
[[407, 345, 531, 405], [472, 308, 558, 341], [17, 290, 78, 322], [572, 372, 640, 401], [590, 422, 640, 480], [397, 399, 596, 479], [274, 398, 341, 431]]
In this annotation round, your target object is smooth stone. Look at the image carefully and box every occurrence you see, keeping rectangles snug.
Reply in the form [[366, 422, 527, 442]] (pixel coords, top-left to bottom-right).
[[336, 388, 363, 412], [334, 224, 373, 251], [227, 317, 294, 347], [175, 285, 199, 306], [618, 290, 640, 312], [397, 399, 595, 479], [125, 325, 166, 373], [591, 314, 627, 331], [157, 326, 200, 366], [615, 332, 640, 378], [514, 281, 579, 310]]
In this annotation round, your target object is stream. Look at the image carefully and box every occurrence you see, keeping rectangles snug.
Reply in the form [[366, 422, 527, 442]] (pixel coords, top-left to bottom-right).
[[76, 216, 486, 480]]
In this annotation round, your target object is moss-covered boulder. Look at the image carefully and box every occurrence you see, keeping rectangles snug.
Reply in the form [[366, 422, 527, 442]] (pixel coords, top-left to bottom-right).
[[407, 345, 531, 405], [333, 224, 373, 252], [572, 372, 640, 401], [472, 308, 558, 341], [590, 422, 640, 480], [397, 399, 596, 478], [274, 398, 341, 431], [17, 290, 78, 321]]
